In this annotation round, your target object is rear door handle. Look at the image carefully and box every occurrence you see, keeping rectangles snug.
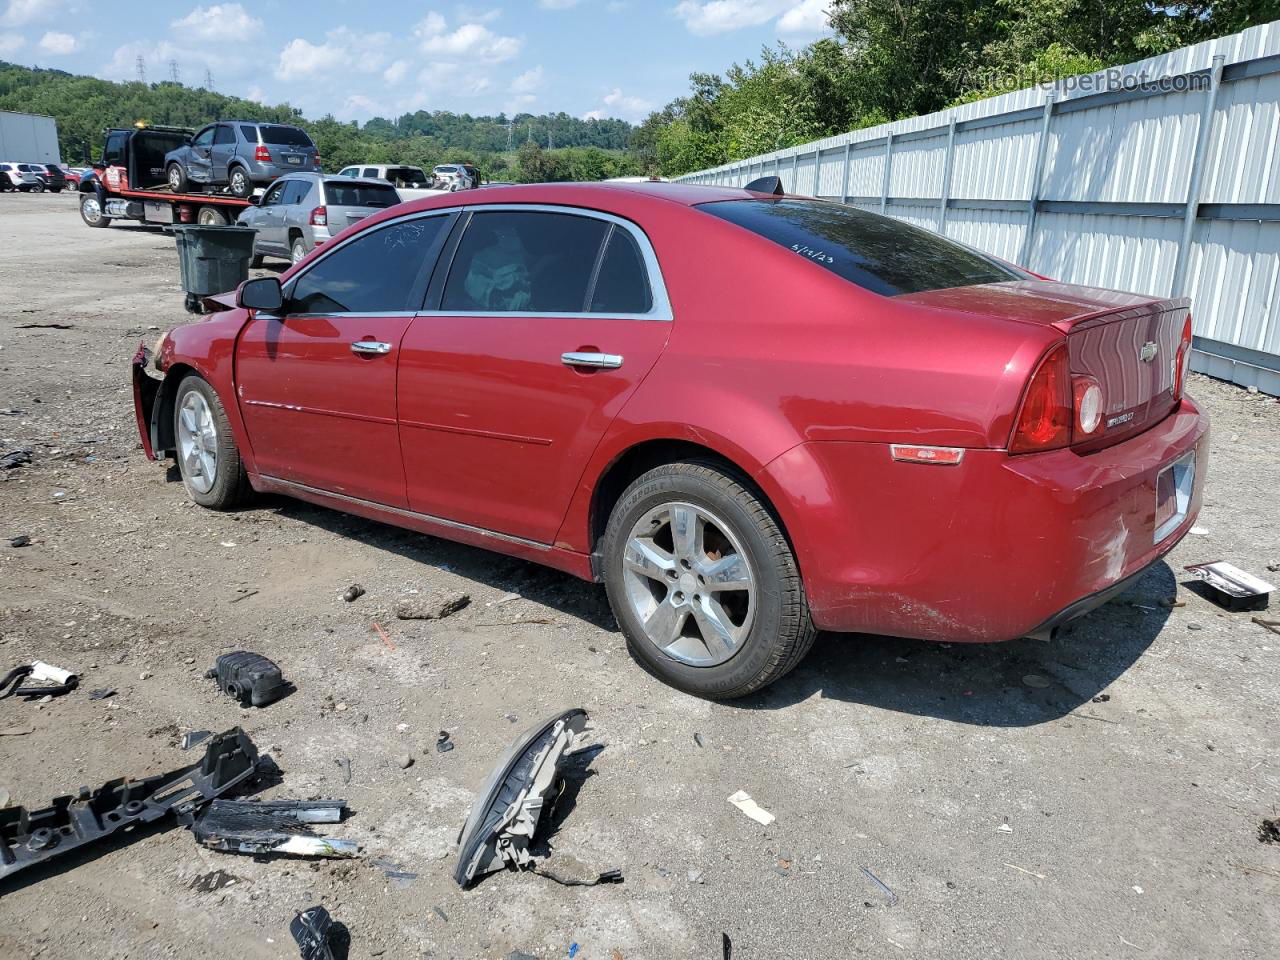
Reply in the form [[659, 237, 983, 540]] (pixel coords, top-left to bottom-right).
[[351, 340, 392, 355], [561, 351, 623, 369]]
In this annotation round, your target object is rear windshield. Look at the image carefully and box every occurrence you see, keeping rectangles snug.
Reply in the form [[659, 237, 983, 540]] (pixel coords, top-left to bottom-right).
[[323, 182, 399, 207], [383, 167, 428, 187], [258, 125, 314, 147], [700, 198, 1027, 296]]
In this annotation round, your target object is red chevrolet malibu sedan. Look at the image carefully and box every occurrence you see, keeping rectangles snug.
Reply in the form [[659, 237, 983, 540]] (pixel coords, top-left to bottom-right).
[[132, 181, 1207, 698]]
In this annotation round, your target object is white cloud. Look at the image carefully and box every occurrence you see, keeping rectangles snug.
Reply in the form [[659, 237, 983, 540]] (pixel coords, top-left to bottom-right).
[[777, 0, 830, 33], [274, 37, 336, 80], [246, 84, 265, 103], [417, 61, 491, 96], [37, 29, 75, 54], [592, 87, 654, 121], [383, 59, 408, 85], [510, 65, 543, 94], [1, 0, 56, 28], [582, 108, 605, 121], [673, 0, 822, 35], [416, 17, 521, 62], [325, 26, 392, 72], [170, 4, 262, 42], [538, 0, 581, 7], [0, 30, 23, 55]]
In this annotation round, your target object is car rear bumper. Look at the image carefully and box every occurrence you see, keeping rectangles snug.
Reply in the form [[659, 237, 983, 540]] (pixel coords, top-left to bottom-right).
[[758, 398, 1209, 642]]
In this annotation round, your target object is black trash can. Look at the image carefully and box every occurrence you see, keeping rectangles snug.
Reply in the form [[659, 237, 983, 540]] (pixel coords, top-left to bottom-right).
[[166, 224, 256, 313]]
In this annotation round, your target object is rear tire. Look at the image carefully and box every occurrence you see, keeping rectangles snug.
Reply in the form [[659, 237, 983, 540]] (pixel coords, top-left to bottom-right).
[[167, 163, 189, 194], [602, 461, 816, 699], [173, 375, 250, 510], [228, 166, 252, 198], [30, 181, 44, 193], [290, 236, 307, 264], [197, 205, 228, 225]]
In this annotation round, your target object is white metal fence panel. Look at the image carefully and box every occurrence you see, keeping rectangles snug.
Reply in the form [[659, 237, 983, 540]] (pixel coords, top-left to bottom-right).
[[675, 20, 1280, 395]]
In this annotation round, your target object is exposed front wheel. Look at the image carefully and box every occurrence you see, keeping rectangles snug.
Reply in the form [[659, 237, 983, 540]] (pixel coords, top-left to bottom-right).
[[80, 194, 111, 228], [228, 167, 252, 198], [167, 163, 188, 193], [602, 461, 816, 699], [173, 375, 249, 510]]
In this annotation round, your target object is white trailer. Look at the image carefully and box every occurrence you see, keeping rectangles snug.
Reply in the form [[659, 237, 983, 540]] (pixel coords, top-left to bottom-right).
[[0, 110, 61, 164]]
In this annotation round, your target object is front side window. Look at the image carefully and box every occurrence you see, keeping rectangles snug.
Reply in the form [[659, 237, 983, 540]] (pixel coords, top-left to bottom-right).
[[441, 211, 609, 313], [192, 127, 215, 149], [338, 167, 358, 177], [699, 198, 1029, 297], [102, 133, 127, 165], [213, 125, 235, 145], [288, 216, 450, 314], [260, 181, 286, 206], [281, 180, 311, 205]]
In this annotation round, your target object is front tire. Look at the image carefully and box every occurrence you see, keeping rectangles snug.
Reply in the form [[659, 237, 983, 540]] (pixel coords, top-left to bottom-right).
[[167, 163, 189, 194], [80, 194, 111, 228], [228, 166, 252, 198], [602, 461, 815, 699], [173, 375, 249, 510]]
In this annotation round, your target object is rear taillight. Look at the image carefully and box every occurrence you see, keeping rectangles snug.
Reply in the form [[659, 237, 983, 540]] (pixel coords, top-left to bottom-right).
[[254, 144, 271, 163], [1010, 343, 1072, 453], [310, 205, 327, 226], [1073, 376, 1104, 437], [1172, 313, 1193, 402]]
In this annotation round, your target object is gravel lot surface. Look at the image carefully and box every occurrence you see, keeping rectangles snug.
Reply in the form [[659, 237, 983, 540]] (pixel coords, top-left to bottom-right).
[[1, 193, 1278, 959]]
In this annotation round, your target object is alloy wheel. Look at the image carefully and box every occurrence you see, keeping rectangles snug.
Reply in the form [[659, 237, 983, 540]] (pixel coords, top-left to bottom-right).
[[177, 390, 218, 495], [621, 501, 756, 666], [169, 166, 181, 191], [81, 197, 102, 225], [230, 170, 247, 195]]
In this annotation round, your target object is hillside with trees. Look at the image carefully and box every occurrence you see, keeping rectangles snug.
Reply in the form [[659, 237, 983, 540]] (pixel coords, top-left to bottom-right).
[[0, 60, 644, 182], [632, 0, 1279, 176]]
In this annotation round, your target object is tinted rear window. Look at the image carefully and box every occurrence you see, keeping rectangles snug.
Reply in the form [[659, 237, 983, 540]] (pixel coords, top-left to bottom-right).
[[259, 125, 314, 147], [323, 183, 399, 207], [700, 199, 1027, 296]]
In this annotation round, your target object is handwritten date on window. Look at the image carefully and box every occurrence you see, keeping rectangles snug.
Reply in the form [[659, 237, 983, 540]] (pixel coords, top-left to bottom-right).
[[791, 243, 834, 264]]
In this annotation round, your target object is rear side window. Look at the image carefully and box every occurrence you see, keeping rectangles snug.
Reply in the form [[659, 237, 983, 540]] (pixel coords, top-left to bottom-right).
[[441, 211, 609, 313], [700, 199, 1028, 297], [323, 182, 399, 207], [362, 167, 379, 178], [240, 125, 259, 142], [259, 125, 314, 147], [589, 226, 652, 314], [289, 216, 451, 314]]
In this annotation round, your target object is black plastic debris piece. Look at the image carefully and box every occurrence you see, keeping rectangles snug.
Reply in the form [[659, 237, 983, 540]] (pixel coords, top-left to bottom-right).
[[1, 450, 33, 470], [723, 932, 733, 959], [7, 535, 30, 548], [291, 906, 349, 960], [1091, 694, 1111, 704], [454, 708, 588, 887], [432, 905, 448, 922], [206, 651, 287, 708], [0, 727, 262, 881], [693, 732, 704, 748], [1260, 819, 1280, 844], [342, 584, 365, 603], [436, 731, 455, 754], [0, 661, 79, 701], [191, 798, 356, 858], [87, 688, 116, 701], [1184, 561, 1274, 612], [189, 868, 242, 893]]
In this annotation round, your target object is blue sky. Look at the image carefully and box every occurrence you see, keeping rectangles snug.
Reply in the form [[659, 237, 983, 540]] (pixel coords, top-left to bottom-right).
[[0, 1, 831, 123]]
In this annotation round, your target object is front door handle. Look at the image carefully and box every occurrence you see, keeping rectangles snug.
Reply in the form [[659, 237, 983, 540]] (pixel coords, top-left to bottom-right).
[[351, 340, 392, 355], [561, 351, 623, 369]]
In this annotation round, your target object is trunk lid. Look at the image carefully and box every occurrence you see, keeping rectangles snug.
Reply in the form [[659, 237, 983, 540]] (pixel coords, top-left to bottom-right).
[[898, 280, 1191, 449]]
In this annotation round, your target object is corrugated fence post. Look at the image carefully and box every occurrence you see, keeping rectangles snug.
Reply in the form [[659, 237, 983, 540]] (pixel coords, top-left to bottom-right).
[[880, 132, 894, 214], [841, 141, 852, 203], [938, 117, 957, 235], [1019, 92, 1057, 269], [791, 151, 799, 193], [1173, 54, 1226, 298]]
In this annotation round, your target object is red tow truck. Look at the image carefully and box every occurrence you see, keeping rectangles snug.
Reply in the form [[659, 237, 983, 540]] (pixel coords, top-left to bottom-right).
[[77, 124, 253, 229]]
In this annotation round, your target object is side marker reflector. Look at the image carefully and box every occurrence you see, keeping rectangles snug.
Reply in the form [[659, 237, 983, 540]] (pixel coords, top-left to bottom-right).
[[890, 444, 965, 466]]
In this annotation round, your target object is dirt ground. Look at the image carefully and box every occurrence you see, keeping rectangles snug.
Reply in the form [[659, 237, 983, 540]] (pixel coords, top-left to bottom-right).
[[1, 192, 1279, 960]]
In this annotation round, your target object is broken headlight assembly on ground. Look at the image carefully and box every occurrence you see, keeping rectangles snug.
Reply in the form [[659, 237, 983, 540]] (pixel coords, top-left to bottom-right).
[[191, 798, 358, 858], [0, 727, 265, 881], [454, 708, 616, 888]]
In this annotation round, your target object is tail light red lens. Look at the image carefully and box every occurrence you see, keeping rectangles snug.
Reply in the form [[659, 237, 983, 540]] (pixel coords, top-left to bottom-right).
[[254, 145, 271, 163], [1172, 313, 1193, 402], [310, 205, 327, 226], [1009, 343, 1072, 453]]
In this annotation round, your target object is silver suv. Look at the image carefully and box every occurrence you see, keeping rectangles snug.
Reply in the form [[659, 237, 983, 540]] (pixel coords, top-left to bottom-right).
[[164, 121, 320, 198], [0, 162, 41, 191], [236, 172, 401, 264]]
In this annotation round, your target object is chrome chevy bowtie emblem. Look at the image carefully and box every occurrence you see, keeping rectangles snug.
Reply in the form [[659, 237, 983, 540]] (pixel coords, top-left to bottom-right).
[[1140, 341, 1159, 362]]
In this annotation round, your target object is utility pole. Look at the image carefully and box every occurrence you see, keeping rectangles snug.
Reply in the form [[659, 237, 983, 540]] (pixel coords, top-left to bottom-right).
[[135, 55, 146, 84], [506, 120, 514, 151], [169, 59, 180, 84], [527, 122, 533, 143], [547, 127, 553, 150], [204, 68, 214, 91]]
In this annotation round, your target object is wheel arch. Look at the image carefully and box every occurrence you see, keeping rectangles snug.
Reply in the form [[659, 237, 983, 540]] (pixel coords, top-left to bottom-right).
[[150, 362, 201, 458], [583, 437, 797, 581]]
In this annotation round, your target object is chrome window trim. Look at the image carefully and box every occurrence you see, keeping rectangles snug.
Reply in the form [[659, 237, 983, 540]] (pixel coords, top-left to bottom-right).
[[282, 202, 673, 323]]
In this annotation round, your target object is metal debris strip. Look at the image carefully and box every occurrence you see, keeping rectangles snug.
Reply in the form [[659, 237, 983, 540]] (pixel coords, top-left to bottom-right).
[[860, 866, 898, 904], [191, 798, 357, 859], [0, 728, 263, 880]]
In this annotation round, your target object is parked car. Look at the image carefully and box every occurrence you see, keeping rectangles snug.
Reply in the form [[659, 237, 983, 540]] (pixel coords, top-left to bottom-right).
[[34, 164, 67, 192], [11, 163, 52, 191], [336, 164, 445, 201], [164, 121, 320, 198], [133, 182, 1207, 700], [236, 172, 400, 264], [0, 162, 40, 191], [431, 164, 478, 190]]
